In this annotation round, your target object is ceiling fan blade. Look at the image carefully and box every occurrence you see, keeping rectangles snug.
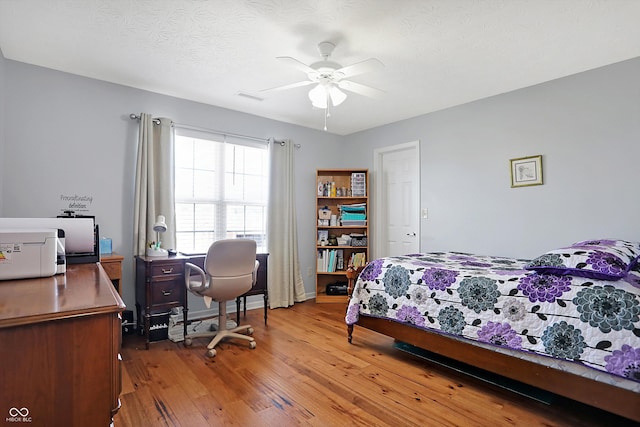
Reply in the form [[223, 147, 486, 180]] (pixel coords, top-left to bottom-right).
[[260, 80, 315, 93], [338, 80, 385, 98], [335, 58, 384, 79], [276, 56, 316, 74]]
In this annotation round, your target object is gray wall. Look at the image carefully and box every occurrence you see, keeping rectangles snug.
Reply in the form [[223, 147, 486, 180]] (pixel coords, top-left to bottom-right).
[[0, 56, 342, 312], [2, 51, 639, 313], [0, 48, 5, 213], [344, 57, 640, 259]]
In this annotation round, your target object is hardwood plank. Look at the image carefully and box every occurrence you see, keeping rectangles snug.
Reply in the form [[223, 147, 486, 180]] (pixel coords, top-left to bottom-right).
[[114, 301, 637, 427], [121, 363, 136, 395]]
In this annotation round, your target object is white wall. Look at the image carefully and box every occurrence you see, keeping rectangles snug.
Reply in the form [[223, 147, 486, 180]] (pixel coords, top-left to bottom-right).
[[344, 57, 640, 259]]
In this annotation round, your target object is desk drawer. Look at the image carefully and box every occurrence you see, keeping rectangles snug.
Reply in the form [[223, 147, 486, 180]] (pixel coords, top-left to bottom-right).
[[150, 261, 184, 278], [102, 262, 122, 280], [150, 279, 183, 306]]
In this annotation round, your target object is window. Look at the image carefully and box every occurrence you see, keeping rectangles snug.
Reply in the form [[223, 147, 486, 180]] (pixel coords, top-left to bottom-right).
[[174, 128, 268, 254]]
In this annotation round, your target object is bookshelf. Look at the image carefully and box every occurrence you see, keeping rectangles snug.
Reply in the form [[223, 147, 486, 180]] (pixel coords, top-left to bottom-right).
[[315, 169, 369, 303]]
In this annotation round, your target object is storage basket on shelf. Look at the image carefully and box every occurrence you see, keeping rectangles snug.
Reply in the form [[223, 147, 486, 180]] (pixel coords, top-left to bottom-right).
[[318, 207, 332, 220], [351, 235, 368, 247], [318, 207, 331, 226]]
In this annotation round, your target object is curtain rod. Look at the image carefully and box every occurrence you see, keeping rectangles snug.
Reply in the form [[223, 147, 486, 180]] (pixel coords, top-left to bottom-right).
[[129, 113, 279, 145], [129, 113, 160, 125], [279, 140, 301, 149]]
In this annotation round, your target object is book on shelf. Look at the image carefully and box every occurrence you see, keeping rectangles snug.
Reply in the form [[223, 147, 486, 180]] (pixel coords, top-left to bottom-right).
[[317, 248, 344, 272], [349, 252, 367, 268], [329, 250, 335, 272], [337, 250, 344, 270]]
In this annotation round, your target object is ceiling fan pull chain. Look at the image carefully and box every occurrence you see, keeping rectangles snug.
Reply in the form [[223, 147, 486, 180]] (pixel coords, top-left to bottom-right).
[[324, 107, 328, 131], [324, 95, 332, 131]]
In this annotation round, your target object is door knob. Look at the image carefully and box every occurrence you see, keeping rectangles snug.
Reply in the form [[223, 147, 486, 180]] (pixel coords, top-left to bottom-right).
[[406, 232, 416, 236]]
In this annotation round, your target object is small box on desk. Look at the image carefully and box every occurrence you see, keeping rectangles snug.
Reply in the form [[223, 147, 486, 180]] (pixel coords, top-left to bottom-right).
[[99, 237, 112, 255], [148, 312, 170, 342]]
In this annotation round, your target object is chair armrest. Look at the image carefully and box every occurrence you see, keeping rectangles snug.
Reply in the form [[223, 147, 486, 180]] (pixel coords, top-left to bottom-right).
[[185, 262, 209, 293]]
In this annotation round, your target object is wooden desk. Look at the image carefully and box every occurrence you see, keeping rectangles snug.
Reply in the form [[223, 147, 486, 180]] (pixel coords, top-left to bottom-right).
[[0, 264, 125, 427], [237, 253, 269, 324], [100, 252, 124, 295], [135, 253, 269, 346]]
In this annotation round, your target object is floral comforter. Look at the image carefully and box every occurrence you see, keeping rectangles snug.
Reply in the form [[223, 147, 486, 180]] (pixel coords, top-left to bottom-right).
[[345, 252, 640, 383]]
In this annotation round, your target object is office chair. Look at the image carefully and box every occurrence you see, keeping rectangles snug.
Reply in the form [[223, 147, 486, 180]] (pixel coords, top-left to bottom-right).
[[183, 238, 258, 357]]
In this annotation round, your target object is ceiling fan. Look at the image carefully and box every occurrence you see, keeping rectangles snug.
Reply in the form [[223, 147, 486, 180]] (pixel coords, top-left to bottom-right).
[[261, 41, 384, 130]]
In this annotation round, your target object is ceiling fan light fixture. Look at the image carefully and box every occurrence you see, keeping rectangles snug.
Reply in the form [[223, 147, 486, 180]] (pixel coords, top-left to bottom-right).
[[308, 84, 328, 109], [308, 83, 346, 109], [328, 85, 346, 106]]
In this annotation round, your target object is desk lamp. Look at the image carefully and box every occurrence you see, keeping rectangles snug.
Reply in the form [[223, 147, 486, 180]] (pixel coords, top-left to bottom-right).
[[146, 215, 168, 257]]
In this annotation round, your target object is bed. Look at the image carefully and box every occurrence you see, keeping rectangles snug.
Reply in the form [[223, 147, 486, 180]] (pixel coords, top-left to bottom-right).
[[345, 239, 640, 422]]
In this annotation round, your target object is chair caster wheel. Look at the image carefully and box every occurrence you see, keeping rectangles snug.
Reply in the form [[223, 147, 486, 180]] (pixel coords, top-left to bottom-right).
[[247, 327, 254, 335], [207, 348, 217, 357], [249, 341, 256, 350], [184, 338, 192, 346]]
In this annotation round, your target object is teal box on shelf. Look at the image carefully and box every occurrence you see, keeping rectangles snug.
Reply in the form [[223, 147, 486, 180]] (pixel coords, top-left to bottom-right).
[[99, 237, 112, 254]]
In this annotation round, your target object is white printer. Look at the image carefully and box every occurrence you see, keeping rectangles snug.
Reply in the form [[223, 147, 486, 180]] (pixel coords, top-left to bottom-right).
[[0, 229, 58, 280]]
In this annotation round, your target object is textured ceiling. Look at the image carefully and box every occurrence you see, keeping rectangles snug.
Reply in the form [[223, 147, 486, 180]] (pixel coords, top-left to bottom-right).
[[1, 0, 639, 135]]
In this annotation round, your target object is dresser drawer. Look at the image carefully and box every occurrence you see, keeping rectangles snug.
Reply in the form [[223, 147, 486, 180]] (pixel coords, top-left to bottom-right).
[[150, 278, 183, 307], [150, 261, 184, 278]]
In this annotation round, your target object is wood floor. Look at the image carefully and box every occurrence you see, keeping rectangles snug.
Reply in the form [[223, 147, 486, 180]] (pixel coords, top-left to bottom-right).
[[114, 301, 636, 427]]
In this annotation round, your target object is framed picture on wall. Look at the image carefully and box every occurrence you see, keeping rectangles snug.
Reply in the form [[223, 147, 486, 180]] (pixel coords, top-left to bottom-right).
[[510, 155, 543, 187]]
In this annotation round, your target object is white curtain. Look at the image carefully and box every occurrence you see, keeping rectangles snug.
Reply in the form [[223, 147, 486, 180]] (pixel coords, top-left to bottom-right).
[[267, 139, 305, 308], [133, 113, 176, 256]]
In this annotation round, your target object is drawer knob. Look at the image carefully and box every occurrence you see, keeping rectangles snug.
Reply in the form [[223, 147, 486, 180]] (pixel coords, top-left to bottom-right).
[[162, 289, 173, 296], [161, 267, 174, 274]]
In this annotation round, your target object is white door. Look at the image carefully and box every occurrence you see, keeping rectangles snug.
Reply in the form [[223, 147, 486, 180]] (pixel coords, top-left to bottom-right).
[[373, 141, 420, 258]]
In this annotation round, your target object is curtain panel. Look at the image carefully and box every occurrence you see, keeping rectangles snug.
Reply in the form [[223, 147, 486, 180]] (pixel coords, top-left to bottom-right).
[[267, 139, 306, 308], [133, 113, 176, 256]]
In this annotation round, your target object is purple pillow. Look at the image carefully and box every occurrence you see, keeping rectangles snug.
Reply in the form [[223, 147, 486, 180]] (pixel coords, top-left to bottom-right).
[[525, 239, 640, 280]]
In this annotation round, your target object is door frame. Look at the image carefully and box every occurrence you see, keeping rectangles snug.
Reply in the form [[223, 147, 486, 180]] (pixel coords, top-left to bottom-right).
[[372, 140, 421, 260]]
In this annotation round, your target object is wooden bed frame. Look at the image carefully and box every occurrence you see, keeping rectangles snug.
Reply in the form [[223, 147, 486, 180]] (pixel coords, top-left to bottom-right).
[[345, 267, 640, 423]]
